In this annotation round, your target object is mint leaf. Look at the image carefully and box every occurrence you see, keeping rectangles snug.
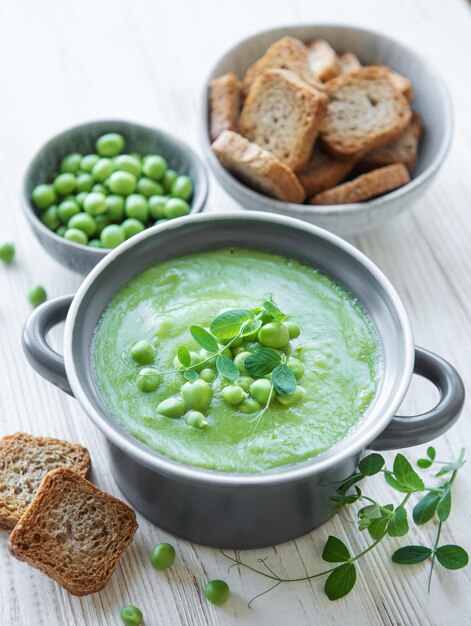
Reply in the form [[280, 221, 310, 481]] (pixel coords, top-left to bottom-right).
[[368, 504, 394, 540], [240, 318, 262, 338], [322, 536, 351, 563], [384, 471, 410, 493], [413, 491, 441, 525], [435, 545, 469, 570], [437, 484, 451, 522], [245, 348, 282, 377], [387, 506, 409, 537], [271, 364, 297, 396], [216, 354, 239, 382], [427, 446, 436, 461], [184, 369, 199, 382], [392, 545, 432, 565], [262, 299, 284, 320], [417, 458, 432, 469], [359, 453, 384, 476], [393, 453, 425, 491], [177, 345, 191, 368], [210, 309, 254, 340], [337, 473, 364, 495], [189, 326, 219, 352], [324, 563, 356, 601], [436, 448, 466, 477], [360, 503, 382, 520]]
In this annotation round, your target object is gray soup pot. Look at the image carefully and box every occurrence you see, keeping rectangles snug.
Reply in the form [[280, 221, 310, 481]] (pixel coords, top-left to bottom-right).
[[22, 213, 465, 548]]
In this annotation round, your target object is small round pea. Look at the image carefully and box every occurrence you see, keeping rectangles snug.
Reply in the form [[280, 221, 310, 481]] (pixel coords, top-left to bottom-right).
[[200, 368, 215, 383], [60, 152, 82, 173], [157, 397, 186, 419], [239, 397, 262, 414], [120, 605, 143, 626], [53, 172, 76, 196], [88, 238, 102, 248], [0, 243, 15, 264], [32, 184, 56, 209], [148, 195, 168, 220], [122, 218, 145, 239], [96, 132, 125, 157], [92, 183, 108, 195], [237, 376, 254, 392], [162, 168, 178, 192], [83, 192, 107, 216], [92, 157, 113, 182], [171, 175, 193, 201], [108, 171, 137, 195], [125, 194, 148, 222], [75, 191, 88, 208], [68, 212, 97, 237], [181, 380, 213, 411], [287, 357, 305, 380], [164, 198, 190, 219], [137, 177, 164, 198], [130, 339, 156, 365], [150, 542, 176, 570], [185, 410, 208, 429], [155, 218, 168, 225], [204, 580, 230, 606], [64, 228, 88, 245], [28, 284, 47, 308], [80, 154, 100, 172], [41, 205, 60, 230], [94, 214, 111, 236], [277, 386, 304, 407], [75, 172, 94, 193], [258, 321, 290, 349], [57, 199, 80, 223], [284, 320, 300, 339], [56, 225, 67, 237], [143, 155, 167, 181], [233, 351, 252, 375], [105, 194, 125, 222], [137, 367, 162, 392], [250, 379, 272, 405], [222, 384, 245, 405], [114, 154, 142, 178], [101, 224, 125, 248]]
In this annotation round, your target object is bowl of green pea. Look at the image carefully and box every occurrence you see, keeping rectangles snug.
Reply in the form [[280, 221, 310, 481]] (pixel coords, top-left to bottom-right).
[[23, 120, 209, 274]]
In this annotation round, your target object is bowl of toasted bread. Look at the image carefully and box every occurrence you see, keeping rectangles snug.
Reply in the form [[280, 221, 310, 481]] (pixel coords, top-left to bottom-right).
[[201, 25, 452, 237]]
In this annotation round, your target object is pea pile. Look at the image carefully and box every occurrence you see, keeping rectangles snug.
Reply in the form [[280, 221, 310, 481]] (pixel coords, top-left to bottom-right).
[[31, 133, 194, 249]]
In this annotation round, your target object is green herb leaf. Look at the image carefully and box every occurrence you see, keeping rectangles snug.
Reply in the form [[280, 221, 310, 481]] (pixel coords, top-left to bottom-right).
[[393, 453, 425, 491], [324, 563, 356, 601], [387, 506, 409, 537], [427, 446, 436, 461], [368, 505, 394, 541], [359, 453, 385, 476], [330, 487, 362, 510], [337, 473, 364, 495], [189, 326, 219, 352], [210, 309, 254, 340], [384, 471, 411, 493], [392, 545, 433, 565], [271, 364, 297, 395], [240, 319, 262, 338], [435, 448, 466, 477], [437, 484, 451, 522], [184, 369, 199, 382], [417, 458, 432, 469], [262, 299, 285, 320], [361, 503, 382, 520], [322, 536, 351, 563], [435, 545, 469, 570], [216, 354, 239, 382], [413, 491, 441, 525], [177, 345, 191, 368], [245, 348, 283, 377]]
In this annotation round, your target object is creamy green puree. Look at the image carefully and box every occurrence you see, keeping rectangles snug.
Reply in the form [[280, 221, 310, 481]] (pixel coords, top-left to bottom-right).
[[92, 249, 379, 473]]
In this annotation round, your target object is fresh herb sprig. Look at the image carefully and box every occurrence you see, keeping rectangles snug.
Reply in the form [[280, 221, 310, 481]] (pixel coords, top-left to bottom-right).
[[222, 447, 468, 606]]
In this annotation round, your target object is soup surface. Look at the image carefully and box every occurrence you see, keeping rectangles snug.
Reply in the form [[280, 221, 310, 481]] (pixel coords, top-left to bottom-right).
[[92, 248, 380, 473]]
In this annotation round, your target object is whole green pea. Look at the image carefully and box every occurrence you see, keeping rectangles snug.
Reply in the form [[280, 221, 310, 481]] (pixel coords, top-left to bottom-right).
[[173, 350, 203, 371], [64, 228, 88, 245], [108, 171, 136, 195], [105, 194, 125, 222], [53, 172, 76, 196], [88, 238, 102, 248], [130, 339, 156, 365], [258, 321, 290, 349], [143, 155, 167, 181], [96, 132, 125, 157], [81, 154, 100, 172], [83, 192, 107, 215], [28, 284, 47, 308], [284, 320, 300, 339], [237, 376, 254, 392], [101, 224, 125, 248], [137, 177, 164, 198], [92, 183, 108, 195], [150, 542, 176, 570], [181, 380, 213, 411], [186, 410, 208, 429], [162, 169, 178, 192], [60, 152, 82, 173], [287, 357, 305, 379], [120, 605, 143, 626], [239, 397, 262, 414], [222, 384, 245, 405], [204, 580, 230, 606], [68, 212, 97, 237], [92, 158, 113, 182], [277, 386, 304, 407], [200, 368, 215, 383], [171, 175, 193, 201], [249, 379, 272, 405], [122, 218, 145, 239], [137, 367, 162, 392], [57, 199, 80, 223], [164, 198, 190, 219], [0, 243, 15, 264], [32, 184, 56, 209], [148, 195, 168, 220], [114, 154, 142, 178], [234, 351, 252, 375], [94, 214, 111, 236], [125, 194, 148, 222], [56, 225, 67, 237], [75, 173, 94, 193], [157, 397, 186, 419], [75, 191, 88, 208], [41, 205, 60, 230]]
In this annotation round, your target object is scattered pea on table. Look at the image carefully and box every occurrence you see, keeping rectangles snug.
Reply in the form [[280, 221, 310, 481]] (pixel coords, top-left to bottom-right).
[[120, 605, 143, 626], [204, 579, 230, 606], [150, 542, 176, 570], [28, 285, 47, 308], [0, 242, 15, 264]]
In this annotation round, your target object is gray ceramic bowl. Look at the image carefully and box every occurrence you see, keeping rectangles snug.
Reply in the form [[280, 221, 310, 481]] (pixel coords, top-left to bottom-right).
[[22, 213, 464, 548], [23, 120, 209, 275], [200, 25, 453, 237]]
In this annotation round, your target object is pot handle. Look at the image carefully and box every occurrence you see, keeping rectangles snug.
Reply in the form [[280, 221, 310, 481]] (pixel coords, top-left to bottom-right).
[[22, 294, 74, 396], [369, 346, 465, 451]]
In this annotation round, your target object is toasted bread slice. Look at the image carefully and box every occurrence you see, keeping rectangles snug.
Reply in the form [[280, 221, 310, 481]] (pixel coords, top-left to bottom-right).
[[9, 468, 138, 596], [209, 73, 243, 142], [355, 112, 421, 175], [338, 52, 361, 73], [310, 163, 410, 205], [242, 36, 323, 95], [0, 433, 90, 530], [212, 130, 305, 203], [382, 67, 414, 102], [307, 40, 340, 81], [298, 146, 355, 196], [239, 69, 327, 172], [320, 66, 412, 159]]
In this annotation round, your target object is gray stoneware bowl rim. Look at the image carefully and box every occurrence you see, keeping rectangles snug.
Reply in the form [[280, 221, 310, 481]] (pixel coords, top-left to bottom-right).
[[22, 118, 209, 258], [63, 211, 414, 487], [200, 23, 453, 217]]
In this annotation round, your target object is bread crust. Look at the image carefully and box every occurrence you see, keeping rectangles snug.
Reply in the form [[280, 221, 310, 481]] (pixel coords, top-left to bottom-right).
[[338, 52, 361, 74], [309, 163, 410, 205], [298, 146, 355, 196], [209, 73, 242, 142], [307, 40, 340, 81]]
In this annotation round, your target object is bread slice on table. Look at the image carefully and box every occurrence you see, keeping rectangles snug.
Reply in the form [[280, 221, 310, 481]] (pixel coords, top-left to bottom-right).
[[298, 146, 355, 196], [212, 130, 305, 203], [242, 36, 324, 95], [320, 66, 412, 159], [310, 163, 410, 205], [209, 73, 243, 142], [338, 52, 361, 73], [0, 433, 90, 530], [307, 40, 340, 81], [355, 112, 422, 175], [239, 69, 328, 172], [9, 468, 138, 596]]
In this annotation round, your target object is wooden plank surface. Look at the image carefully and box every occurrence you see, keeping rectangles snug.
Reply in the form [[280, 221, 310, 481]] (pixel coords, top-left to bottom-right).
[[0, 0, 470, 624]]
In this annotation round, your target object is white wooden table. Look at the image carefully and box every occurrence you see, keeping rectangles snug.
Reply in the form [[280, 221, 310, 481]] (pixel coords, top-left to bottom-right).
[[1, 0, 470, 624]]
